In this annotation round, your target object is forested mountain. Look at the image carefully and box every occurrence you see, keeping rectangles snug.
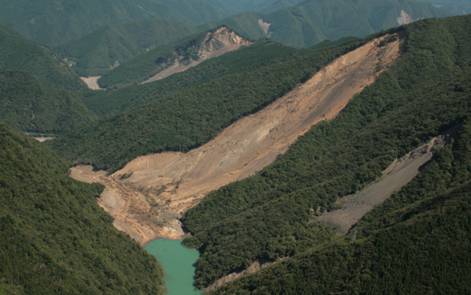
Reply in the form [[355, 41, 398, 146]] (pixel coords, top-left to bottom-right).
[[57, 18, 197, 76], [0, 25, 94, 133], [216, 121, 471, 293], [177, 15, 471, 291], [428, 0, 471, 14], [51, 38, 360, 171], [223, 0, 465, 48], [52, 0, 305, 76], [99, 26, 252, 88], [0, 71, 93, 133], [11, 0, 467, 75], [0, 124, 164, 294], [1, 0, 471, 293], [0, 0, 235, 46], [208, 0, 305, 14], [0, 25, 84, 91], [0, 0, 305, 48], [52, 40, 357, 170]]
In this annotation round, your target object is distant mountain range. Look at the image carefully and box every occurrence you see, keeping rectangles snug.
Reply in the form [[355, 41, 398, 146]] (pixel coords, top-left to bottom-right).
[[2, 0, 470, 76]]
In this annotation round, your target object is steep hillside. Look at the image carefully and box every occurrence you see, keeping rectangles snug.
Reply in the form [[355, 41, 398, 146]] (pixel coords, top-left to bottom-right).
[[52, 0, 307, 76], [58, 18, 197, 76], [100, 26, 253, 87], [0, 124, 164, 294], [52, 38, 360, 170], [0, 25, 84, 91], [0, 71, 93, 133], [0, 0, 232, 46], [427, 0, 471, 14], [208, 0, 305, 13], [180, 15, 471, 289], [216, 119, 471, 294], [0, 26, 94, 133], [69, 34, 400, 245], [221, 0, 470, 48]]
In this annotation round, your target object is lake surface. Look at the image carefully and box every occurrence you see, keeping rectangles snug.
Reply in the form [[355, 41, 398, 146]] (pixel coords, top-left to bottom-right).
[[145, 239, 201, 295]]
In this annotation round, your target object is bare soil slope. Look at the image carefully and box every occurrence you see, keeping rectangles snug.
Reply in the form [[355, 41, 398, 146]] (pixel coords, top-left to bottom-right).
[[143, 27, 252, 84], [70, 34, 401, 245], [80, 76, 102, 90], [318, 136, 445, 233]]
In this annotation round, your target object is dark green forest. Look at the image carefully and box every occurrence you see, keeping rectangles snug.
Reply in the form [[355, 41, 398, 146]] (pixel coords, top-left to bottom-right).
[[0, 124, 164, 294], [0, 2, 470, 293], [215, 118, 471, 294], [57, 18, 198, 76], [52, 38, 361, 171], [0, 25, 84, 92], [98, 26, 254, 88], [0, 26, 95, 133], [180, 15, 471, 289], [0, 71, 94, 133]]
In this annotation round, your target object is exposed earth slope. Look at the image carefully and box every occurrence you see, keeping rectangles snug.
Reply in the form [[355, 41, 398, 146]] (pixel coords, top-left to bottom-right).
[[100, 26, 252, 87], [52, 38, 359, 171], [318, 136, 445, 233], [142, 26, 252, 84], [181, 15, 471, 289], [70, 34, 400, 245]]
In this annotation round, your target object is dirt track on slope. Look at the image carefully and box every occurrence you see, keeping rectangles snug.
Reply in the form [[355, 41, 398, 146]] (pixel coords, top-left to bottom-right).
[[70, 34, 401, 245]]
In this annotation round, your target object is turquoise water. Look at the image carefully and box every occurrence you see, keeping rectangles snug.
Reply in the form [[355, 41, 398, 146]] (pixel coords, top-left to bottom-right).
[[145, 239, 201, 295]]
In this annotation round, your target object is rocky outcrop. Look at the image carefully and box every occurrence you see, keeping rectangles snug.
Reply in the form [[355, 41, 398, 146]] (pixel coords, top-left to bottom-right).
[[143, 26, 252, 83]]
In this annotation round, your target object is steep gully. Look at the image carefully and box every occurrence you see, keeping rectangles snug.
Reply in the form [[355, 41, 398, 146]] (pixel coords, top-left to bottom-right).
[[70, 34, 401, 246]]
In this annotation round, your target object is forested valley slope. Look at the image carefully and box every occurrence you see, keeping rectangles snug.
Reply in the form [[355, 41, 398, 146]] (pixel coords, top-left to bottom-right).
[[69, 33, 400, 245], [0, 124, 164, 294], [181, 15, 471, 292], [0, 1, 470, 294]]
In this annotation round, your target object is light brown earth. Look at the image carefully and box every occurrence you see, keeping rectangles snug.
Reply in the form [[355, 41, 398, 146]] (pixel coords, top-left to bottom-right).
[[80, 76, 102, 90], [318, 136, 445, 233], [70, 34, 401, 245], [33, 136, 55, 142], [258, 19, 272, 36], [143, 26, 252, 84], [397, 10, 413, 25], [25, 132, 55, 142]]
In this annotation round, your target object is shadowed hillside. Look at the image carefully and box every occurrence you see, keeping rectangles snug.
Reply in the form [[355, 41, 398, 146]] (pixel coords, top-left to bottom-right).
[[0, 124, 164, 294]]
